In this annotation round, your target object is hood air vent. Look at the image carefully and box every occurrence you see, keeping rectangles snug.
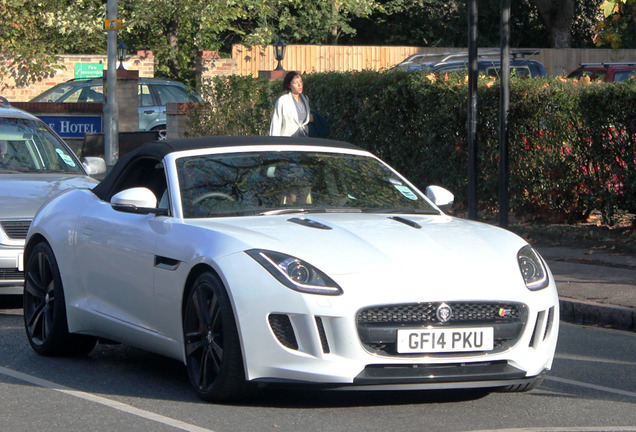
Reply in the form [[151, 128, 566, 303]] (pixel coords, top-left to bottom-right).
[[287, 217, 332, 230]]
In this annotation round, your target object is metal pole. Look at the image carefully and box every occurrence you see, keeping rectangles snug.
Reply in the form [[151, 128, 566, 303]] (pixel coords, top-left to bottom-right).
[[499, 0, 511, 228], [467, 0, 479, 220], [104, 0, 119, 171]]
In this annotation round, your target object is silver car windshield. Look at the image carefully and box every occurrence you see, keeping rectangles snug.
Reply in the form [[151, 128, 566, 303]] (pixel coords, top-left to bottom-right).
[[0, 118, 83, 174], [176, 151, 439, 218]]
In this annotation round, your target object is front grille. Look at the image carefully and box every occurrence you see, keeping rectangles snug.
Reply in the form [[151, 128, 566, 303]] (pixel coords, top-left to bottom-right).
[[1, 220, 32, 240], [357, 301, 527, 357], [0, 269, 24, 281]]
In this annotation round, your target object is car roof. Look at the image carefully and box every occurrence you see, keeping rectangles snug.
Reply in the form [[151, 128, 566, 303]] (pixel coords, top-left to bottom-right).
[[577, 62, 636, 69], [92, 136, 363, 201], [0, 100, 40, 121], [62, 77, 188, 85]]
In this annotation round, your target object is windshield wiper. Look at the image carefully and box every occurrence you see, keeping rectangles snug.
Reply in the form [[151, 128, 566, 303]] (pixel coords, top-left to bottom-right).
[[260, 207, 364, 216], [260, 208, 308, 216], [365, 208, 440, 215]]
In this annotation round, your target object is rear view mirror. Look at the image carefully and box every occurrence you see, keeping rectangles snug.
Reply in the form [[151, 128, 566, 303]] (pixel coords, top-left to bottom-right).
[[82, 156, 107, 176], [425, 185, 454, 212]]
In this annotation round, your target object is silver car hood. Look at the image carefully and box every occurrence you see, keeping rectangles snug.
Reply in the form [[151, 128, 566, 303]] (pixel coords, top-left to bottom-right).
[[0, 174, 99, 219]]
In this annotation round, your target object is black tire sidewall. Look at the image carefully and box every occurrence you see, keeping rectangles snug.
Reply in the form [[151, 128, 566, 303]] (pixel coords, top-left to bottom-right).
[[184, 272, 249, 402], [23, 241, 96, 356]]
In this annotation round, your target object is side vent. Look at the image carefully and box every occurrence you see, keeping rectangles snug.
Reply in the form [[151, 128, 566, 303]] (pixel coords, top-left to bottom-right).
[[269, 314, 298, 350], [315, 317, 330, 354], [529, 310, 548, 348], [543, 306, 555, 341]]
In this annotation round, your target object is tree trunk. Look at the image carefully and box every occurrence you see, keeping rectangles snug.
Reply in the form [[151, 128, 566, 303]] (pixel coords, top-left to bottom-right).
[[530, 0, 575, 48]]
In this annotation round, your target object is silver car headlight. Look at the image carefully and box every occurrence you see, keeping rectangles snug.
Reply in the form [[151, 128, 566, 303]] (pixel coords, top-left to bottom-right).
[[247, 249, 342, 296], [517, 245, 549, 291]]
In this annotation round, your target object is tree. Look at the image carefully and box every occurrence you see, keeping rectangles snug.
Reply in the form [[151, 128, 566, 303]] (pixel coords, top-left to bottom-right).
[[344, 0, 599, 49], [0, 0, 104, 89], [528, 0, 575, 47]]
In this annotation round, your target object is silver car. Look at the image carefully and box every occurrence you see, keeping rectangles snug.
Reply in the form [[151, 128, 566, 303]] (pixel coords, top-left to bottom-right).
[[30, 78, 202, 138], [0, 98, 105, 294]]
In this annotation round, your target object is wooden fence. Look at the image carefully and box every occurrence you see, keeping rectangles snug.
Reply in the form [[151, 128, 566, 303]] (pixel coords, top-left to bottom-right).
[[231, 44, 636, 77]]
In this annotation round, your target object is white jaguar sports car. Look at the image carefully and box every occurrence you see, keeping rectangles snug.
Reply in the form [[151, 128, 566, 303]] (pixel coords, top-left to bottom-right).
[[23, 136, 559, 402]]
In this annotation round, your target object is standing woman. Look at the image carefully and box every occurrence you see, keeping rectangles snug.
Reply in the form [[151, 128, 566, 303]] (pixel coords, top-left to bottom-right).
[[270, 71, 313, 136]]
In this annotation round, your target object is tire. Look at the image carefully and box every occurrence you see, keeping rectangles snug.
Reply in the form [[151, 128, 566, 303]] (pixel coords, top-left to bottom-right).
[[151, 126, 167, 140], [499, 376, 544, 392], [183, 272, 252, 402], [23, 242, 97, 356]]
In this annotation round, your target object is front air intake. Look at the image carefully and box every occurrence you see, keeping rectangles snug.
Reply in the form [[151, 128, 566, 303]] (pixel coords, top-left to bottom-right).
[[268, 314, 298, 350]]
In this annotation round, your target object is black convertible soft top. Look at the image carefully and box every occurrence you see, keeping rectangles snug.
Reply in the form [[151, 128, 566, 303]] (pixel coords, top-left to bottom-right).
[[92, 135, 363, 201]]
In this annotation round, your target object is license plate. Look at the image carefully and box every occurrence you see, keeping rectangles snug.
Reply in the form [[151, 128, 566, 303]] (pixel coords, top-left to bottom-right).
[[397, 327, 494, 353]]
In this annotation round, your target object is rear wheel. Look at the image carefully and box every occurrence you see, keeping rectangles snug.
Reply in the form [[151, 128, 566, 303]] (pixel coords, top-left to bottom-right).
[[183, 272, 252, 402], [23, 241, 97, 356]]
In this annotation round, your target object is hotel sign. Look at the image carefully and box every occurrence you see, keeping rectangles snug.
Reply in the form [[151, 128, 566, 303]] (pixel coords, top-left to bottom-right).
[[39, 115, 103, 138]]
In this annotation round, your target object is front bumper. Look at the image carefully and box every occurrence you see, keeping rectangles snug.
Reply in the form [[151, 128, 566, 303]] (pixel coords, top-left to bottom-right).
[[217, 253, 560, 388], [0, 247, 24, 294]]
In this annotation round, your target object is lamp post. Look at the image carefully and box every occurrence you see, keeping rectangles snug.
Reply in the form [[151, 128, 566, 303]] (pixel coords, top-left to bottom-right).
[[117, 42, 127, 70], [273, 37, 287, 71]]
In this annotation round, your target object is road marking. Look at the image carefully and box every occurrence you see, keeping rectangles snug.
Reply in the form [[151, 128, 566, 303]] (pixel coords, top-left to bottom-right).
[[545, 375, 636, 399], [0, 365, 215, 432], [469, 427, 636, 432]]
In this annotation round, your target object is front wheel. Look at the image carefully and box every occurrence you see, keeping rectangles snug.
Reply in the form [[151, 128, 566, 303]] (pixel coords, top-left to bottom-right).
[[23, 241, 97, 356], [183, 272, 253, 402]]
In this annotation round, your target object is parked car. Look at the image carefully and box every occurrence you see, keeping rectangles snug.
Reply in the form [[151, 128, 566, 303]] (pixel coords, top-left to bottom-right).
[[0, 97, 105, 295], [23, 136, 559, 402], [567, 62, 636, 82], [30, 78, 202, 138], [392, 49, 546, 77]]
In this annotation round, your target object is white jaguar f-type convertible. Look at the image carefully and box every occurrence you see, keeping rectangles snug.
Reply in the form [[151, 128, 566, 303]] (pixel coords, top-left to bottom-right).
[[23, 136, 559, 402]]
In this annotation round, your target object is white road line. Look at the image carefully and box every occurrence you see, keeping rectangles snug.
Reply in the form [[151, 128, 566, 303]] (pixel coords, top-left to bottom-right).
[[469, 427, 636, 432], [0, 366, 215, 432], [545, 375, 636, 399]]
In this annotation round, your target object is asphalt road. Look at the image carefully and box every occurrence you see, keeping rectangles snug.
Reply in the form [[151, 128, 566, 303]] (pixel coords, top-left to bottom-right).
[[1, 296, 635, 432]]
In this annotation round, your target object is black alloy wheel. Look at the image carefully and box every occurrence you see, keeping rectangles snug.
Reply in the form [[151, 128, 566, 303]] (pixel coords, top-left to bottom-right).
[[23, 241, 96, 356], [183, 272, 252, 402]]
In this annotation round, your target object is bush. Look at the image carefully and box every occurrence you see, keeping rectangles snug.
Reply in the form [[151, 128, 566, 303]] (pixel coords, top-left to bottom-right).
[[190, 72, 636, 225]]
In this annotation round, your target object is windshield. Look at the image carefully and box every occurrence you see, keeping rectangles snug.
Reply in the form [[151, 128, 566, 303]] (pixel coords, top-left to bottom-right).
[[176, 150, 438, 218], [0, 118, 84, 174]]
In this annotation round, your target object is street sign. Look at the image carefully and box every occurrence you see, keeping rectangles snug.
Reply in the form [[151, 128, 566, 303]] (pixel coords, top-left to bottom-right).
[[39, 115, 103, 139], [104, 19, 122, 31], [74, 63, 104, 80]]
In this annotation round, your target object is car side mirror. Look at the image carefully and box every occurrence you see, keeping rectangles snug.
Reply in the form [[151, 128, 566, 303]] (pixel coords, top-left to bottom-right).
[[425, 185, 454, 212], [111, 187, 167, 215], [82, 156, 107, 176]]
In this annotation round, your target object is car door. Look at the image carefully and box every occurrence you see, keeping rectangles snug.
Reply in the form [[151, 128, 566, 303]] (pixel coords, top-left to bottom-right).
[[138, 83, 160, 130], [74, 158, 168, 333], [75, 203, 159, 330]]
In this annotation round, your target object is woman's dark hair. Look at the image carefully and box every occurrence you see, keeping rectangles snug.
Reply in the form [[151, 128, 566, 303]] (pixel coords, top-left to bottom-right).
[[282, 71, 301, 93]]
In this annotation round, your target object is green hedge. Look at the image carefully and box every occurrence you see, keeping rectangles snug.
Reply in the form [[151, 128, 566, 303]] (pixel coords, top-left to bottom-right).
[[191, 72, 636, 225]]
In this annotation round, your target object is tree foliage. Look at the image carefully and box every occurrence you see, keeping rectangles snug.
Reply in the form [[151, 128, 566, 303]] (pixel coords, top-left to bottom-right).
[[345, 0, 602, 48], [0, 0, 612, 89], [0, 0, 104, 88], [1, 0, 392, 87], [595, 0, 636, 48]]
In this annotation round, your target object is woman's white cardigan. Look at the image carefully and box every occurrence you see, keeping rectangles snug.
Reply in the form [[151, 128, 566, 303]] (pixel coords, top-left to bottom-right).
[[269, 93, 310, 136]]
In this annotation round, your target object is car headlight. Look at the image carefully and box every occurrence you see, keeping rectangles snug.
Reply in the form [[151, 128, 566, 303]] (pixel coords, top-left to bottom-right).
[[246, 249, 342, 296], [517, 245, 549, 291]]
